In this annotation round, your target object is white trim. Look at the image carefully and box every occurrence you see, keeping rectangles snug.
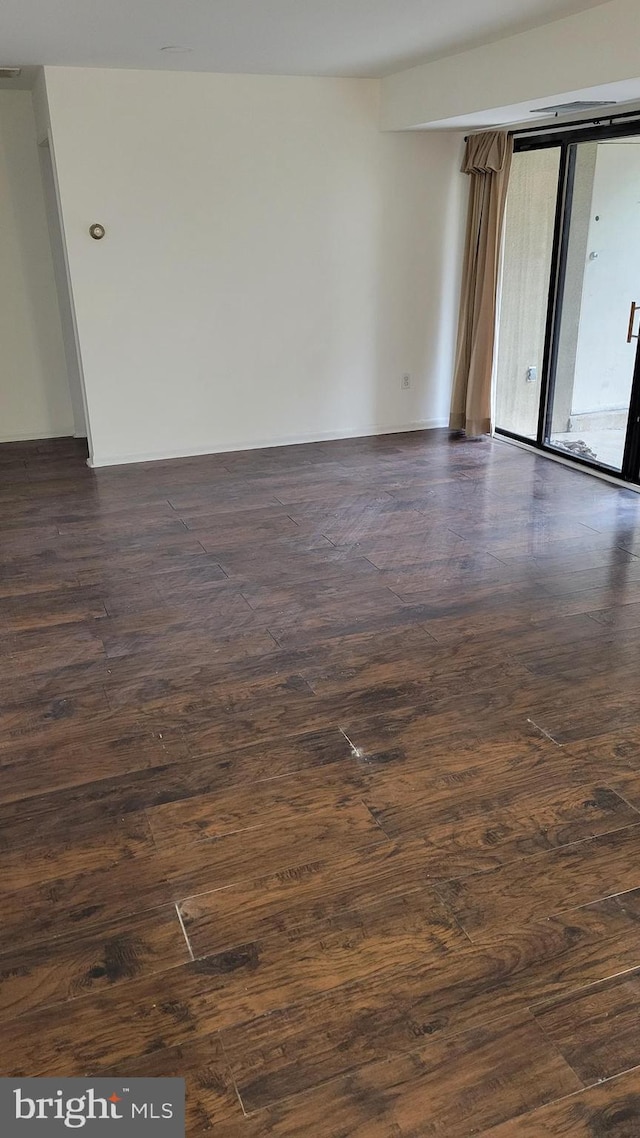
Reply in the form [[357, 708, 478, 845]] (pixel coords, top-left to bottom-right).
[[494, 432, 640, 494], [87, 419, 449, 468], [0, 428, 75, 443]]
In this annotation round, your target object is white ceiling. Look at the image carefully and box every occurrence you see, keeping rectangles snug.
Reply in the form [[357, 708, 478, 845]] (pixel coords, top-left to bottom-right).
[[0, 0, 613, 80]]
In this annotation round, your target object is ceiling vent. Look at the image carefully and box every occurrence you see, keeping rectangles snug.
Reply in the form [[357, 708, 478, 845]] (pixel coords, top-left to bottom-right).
[[532, 100, 617, 115], [0, 67, 22, 79]]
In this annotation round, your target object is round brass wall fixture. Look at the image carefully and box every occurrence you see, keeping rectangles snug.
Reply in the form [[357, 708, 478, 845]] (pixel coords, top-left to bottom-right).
[[89, 223, 106, 240]]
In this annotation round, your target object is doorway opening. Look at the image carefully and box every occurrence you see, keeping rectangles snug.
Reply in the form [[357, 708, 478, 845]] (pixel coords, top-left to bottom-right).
[[494, 119, 640, 484], [0, 88, 89, 453], [38, 137, 90, 449]]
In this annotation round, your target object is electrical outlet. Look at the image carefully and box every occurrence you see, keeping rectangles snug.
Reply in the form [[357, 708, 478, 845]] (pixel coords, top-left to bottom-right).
[[402, 374, 411, 390], [526, 366, 537, 383]]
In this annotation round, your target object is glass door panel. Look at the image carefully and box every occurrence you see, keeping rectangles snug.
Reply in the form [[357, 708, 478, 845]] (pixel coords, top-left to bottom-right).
[[546, 138, 640, 472], [495, 147, 560, 439]]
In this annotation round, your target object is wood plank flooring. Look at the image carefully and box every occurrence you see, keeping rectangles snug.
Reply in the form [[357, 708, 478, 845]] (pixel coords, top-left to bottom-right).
[[3, 430, 640, 1134]]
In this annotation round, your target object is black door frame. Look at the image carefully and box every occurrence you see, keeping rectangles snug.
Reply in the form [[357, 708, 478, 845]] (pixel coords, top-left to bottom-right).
[[495, 118, 640, 485]]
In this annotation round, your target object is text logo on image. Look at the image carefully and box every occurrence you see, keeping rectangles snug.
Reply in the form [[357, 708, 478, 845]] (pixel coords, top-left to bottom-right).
[[1, 1079, 185, 1135]]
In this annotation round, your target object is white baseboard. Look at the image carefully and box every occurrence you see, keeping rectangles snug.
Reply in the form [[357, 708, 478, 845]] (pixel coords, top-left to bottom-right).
[[87, 419, 449, 469], [0, 428, 75, 443]]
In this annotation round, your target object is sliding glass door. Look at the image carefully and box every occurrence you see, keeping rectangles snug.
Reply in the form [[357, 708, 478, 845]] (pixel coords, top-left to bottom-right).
[[495, 120, 640, 485], [495, 147, 561, 441]]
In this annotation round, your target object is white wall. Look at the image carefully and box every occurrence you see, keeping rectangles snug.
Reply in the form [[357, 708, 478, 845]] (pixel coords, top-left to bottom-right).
[[0, 90, 74, 442], [42, 67, 465, 466], [381, 0, 640, 129]]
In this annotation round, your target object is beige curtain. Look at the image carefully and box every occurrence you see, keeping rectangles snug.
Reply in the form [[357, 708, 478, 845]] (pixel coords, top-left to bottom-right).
[[449, 131, 513, 437]]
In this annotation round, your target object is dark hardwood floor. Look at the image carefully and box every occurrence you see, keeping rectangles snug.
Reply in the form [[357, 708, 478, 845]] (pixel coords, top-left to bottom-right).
[[3, 428, 640, 1135]]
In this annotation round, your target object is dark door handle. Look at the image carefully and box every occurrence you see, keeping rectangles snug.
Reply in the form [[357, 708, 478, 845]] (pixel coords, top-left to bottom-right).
[[627, 301, 639, 343]]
